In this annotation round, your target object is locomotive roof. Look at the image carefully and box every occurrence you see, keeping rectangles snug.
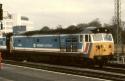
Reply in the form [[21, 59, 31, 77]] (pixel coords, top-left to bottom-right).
[[82, 27, 111, 34], [13, 34, 83, 37], [13, 27, 112, 37], [13, 33, 112, 38]]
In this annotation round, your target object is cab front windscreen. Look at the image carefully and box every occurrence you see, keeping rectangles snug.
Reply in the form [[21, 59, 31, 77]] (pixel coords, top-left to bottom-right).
[[103, 34, 112, 41], [92, 34, 113, 41]]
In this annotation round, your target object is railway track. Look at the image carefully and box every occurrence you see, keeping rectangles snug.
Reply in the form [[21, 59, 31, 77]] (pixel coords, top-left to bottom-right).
[[3, 60, 125, 81]]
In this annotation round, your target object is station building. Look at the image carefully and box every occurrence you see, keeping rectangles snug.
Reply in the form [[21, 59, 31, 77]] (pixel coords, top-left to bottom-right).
[[0, 12, 33, 35]]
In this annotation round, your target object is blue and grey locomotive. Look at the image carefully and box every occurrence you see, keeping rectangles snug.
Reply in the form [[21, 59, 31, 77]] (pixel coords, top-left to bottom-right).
[[0, 28, 114, 66]]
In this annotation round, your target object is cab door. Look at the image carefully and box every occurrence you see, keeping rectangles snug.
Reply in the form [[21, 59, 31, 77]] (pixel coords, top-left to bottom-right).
[[83, 34, 91, 54]]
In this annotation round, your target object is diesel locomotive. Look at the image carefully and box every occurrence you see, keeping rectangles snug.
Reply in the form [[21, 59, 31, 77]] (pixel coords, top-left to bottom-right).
[[0, 27, 114, 66]]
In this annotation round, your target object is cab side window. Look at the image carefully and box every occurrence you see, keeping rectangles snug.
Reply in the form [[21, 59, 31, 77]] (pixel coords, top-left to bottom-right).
[[85, 35, 88, 42], [85, 35, 91, 42], [80, 35, 83, 42]]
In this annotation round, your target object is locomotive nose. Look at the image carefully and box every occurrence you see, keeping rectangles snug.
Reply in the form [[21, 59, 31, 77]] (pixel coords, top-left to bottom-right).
[[95, 43, 113, 55], [96, 44, 104, 49]]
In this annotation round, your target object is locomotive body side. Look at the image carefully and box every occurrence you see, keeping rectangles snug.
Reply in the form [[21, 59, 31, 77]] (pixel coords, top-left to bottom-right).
[[8, 34, 85, 63], [12, 34, 83, 53]]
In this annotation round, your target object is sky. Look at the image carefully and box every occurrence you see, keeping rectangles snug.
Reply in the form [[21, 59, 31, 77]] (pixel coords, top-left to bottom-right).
[[1, 0, 125, 30]]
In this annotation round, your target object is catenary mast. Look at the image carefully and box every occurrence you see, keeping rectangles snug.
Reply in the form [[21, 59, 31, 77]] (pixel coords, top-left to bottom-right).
[[114, 0, 124, 62]]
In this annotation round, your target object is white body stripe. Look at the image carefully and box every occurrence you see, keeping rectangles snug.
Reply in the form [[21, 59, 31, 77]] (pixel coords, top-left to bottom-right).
[[13, 47, 83, 53], [0, 46, 6, 49]]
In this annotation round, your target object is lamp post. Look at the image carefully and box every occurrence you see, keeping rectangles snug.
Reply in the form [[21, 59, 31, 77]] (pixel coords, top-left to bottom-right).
[[0, 4, 3, 30]]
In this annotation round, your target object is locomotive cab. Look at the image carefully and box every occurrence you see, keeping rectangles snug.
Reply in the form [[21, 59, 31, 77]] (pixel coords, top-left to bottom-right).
[[89, 33, 114, 63], [84, 33, 114, 65]]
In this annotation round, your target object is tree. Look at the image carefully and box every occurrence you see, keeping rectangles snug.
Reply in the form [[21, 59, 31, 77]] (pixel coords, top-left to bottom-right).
[[66, 25, 77, 31], [40, 26, 50, 31], [88, 18, 102, 27], [76, 23, 88, 31], [56, 25, 63, 30]]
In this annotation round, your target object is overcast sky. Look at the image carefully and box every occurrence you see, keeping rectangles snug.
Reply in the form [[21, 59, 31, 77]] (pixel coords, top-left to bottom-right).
[[1, 0, 125, 30]]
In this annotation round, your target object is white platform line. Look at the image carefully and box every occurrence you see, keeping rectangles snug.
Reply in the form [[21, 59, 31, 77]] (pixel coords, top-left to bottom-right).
[[5, 63, 111, 81]]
